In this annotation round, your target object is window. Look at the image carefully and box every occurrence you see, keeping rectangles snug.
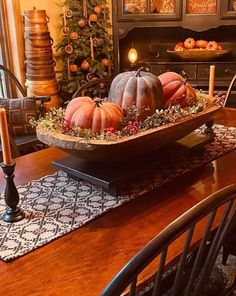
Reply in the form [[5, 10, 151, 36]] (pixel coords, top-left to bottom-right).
[[0, 0, 11, 97], [0, 0, 25, 98]]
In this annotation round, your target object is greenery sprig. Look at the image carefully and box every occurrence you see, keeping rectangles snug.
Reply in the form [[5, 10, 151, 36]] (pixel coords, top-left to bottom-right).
[[33, 91, 209, 141]]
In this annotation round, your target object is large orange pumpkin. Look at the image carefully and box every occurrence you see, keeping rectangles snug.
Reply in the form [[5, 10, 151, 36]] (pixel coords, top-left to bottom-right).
[[108, 68, 164, 119], [158, 72, 197, 108], [64, 97, 124, 133]]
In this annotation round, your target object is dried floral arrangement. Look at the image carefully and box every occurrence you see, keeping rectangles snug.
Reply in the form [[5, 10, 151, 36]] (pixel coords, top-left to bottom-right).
[[33, 91, 210, 142]]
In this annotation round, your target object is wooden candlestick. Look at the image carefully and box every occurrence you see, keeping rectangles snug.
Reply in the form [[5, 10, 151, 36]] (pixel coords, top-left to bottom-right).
[[0, 108, 24, 222], [209, 65, 215, 97], [1, 162, 25, 222], [0, 108, 12, 165]]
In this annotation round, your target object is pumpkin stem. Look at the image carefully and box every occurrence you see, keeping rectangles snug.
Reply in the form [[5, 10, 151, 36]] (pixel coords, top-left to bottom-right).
[[181, 70, 189, 84], [94, 97, 103, 107], [135, 67, 145, 77], [135, 65, 150, 77]]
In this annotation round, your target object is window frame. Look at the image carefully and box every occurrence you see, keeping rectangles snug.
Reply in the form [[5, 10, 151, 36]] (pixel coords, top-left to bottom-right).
[[0, 0, 25, 98], [0, 0, 12, 97]]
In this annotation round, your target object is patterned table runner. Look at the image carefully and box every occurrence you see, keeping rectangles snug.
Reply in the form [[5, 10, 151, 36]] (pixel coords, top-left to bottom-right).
[[0, 124, 236, 262]]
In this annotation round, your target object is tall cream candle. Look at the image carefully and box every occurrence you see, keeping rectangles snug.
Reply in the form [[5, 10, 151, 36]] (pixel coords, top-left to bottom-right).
[[0, 108, 13, 165], [209, 65, 215, 97]]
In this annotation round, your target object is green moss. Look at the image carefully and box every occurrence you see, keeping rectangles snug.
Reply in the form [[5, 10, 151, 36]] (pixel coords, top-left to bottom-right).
[[33, 92, 211, 141]]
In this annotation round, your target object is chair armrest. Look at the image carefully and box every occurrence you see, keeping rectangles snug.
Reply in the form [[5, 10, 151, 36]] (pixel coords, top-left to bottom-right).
[[34, 96, 51, 103]]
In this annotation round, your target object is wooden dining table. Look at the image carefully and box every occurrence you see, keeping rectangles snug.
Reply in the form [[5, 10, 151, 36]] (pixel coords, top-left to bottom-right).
[[0, 107, 236, 296]]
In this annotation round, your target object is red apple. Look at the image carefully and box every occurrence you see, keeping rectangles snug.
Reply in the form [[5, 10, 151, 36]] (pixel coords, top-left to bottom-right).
[[206, 41, 218, 50], [217, 43, 223, 50], [184, 38, 196, 49], [174, 42, 184, 51], [196, 40, 208, 49]]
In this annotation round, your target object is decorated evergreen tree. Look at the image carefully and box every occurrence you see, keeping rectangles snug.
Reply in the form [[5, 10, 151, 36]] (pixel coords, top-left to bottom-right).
[[57, 0, 113, 102]]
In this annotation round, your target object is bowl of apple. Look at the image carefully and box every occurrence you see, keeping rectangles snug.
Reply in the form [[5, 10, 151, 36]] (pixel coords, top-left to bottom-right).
[[167, 38, 231, 61]]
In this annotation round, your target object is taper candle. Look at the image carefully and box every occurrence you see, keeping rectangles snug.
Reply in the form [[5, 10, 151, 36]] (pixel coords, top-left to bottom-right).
[[209, 65, 215, 97], [0, 108, 12, 165]]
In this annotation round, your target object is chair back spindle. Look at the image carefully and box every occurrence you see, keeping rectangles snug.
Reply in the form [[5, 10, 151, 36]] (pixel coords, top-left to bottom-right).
[[0, 70, 6, 97], [100, 184, 236, 296], [152, 247, 168, 296], [224, 74, 236, 107], [0, 64, 50, 159], [183, 209, 217, 295]]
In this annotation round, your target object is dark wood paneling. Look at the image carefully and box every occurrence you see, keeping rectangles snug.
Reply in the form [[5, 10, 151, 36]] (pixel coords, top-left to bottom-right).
[[149, 63, 197, 78], [198, 63, 236, 80]]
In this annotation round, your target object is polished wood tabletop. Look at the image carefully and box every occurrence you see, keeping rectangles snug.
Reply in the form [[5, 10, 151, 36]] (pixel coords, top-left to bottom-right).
[[0, 108, 236, 296]]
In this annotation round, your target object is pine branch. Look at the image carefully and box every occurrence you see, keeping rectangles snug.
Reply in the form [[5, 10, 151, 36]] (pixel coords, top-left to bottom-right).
[[57, 0, 113, 101]]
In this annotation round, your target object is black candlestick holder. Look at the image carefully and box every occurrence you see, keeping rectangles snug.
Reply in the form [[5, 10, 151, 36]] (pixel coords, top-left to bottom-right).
[[1, 162, 25, 222]]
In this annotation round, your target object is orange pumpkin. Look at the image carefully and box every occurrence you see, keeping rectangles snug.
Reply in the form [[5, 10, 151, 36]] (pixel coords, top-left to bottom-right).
[[64, 97, 123, 133], [158, 72, 197, 108], [108, 68, 164, 120]]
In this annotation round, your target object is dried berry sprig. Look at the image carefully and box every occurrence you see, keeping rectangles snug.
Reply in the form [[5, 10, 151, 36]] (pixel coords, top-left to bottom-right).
[[34, 108, 65, 132], [140, 105, 186, 131], [65, 125, 97, 140], [194, 90, 209, 107], [33, 92, 210, 141], [119, 120, 141, 136], [62, 119, 74, 133], [213, 92, 226, 106], [100, 127, 118, 141], [140, 97, 208, 131], [120, 105, 140, 127]]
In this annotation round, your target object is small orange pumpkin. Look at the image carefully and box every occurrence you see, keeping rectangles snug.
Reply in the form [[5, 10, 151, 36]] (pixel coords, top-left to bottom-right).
[[108, 68, 164, 120], [158, 72, 197, 108], [64, 97, 123, 133]]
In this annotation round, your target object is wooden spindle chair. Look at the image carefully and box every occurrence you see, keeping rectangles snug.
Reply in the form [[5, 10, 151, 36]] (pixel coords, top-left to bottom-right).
[[72, 78, 112, 99], [223, 74, 236, 108], [0, 64, 50, 159], [101, 184, 236, 296]]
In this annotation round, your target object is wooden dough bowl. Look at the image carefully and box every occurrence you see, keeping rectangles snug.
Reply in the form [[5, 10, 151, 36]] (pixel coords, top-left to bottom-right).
[[37, 100, 222, 163], [167, 49, 231, 62]]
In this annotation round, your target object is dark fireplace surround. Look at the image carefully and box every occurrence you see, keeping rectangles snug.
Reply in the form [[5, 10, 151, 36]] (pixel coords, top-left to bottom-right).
[[119, 25, 236, 71], [114, 24, 236, 106]]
